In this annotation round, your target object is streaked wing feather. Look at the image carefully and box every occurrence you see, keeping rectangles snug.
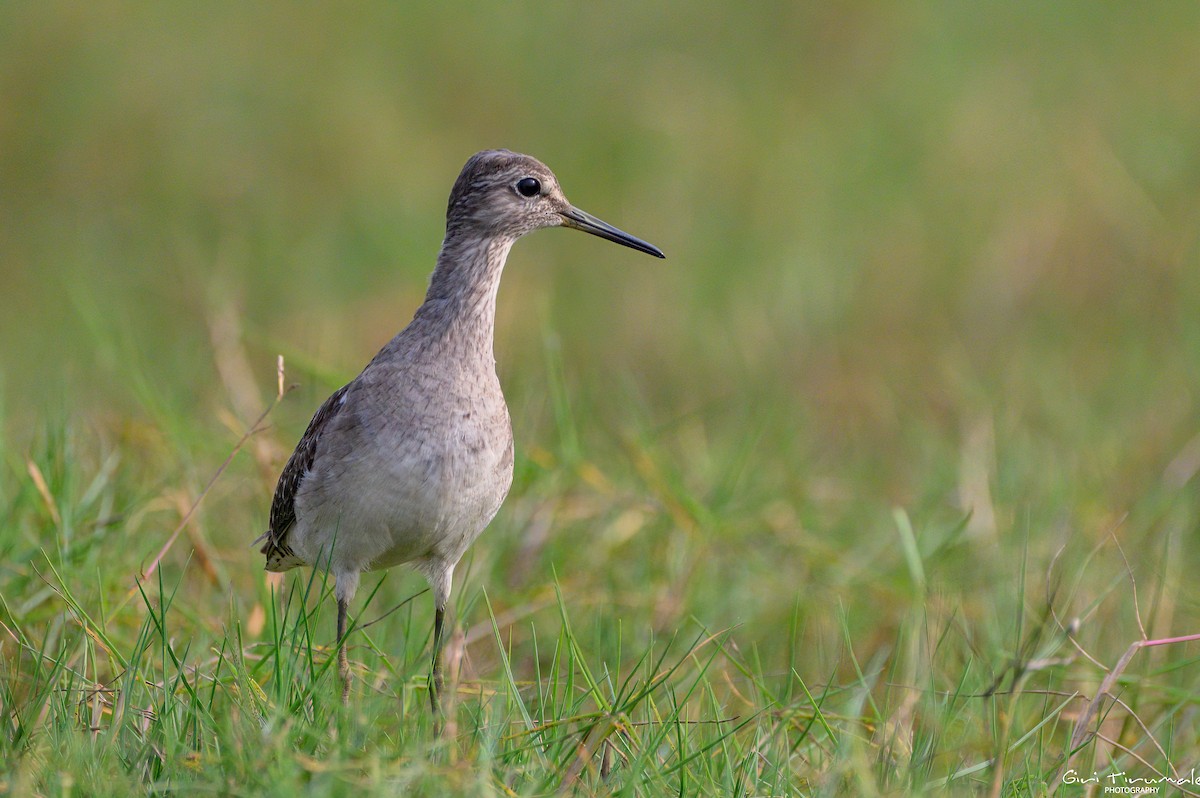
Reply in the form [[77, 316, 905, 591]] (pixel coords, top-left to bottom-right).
[[260, 383, 351, 568]]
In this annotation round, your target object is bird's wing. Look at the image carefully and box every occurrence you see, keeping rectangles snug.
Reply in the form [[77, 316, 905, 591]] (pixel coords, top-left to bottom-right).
[[259, 382, 352, 569]]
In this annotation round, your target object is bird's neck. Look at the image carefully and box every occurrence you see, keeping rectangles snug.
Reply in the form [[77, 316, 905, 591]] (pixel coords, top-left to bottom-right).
[[413, 229, 515, 359]]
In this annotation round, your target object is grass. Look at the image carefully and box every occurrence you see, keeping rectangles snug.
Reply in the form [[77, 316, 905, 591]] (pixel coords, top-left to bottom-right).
[[4, 1, 1200, 795]]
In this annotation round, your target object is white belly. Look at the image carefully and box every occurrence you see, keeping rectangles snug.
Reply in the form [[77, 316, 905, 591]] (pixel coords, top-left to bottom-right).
[[290, 413, 514, 574]]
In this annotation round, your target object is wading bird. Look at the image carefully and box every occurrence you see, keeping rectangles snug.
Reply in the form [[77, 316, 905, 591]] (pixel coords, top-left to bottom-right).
[[256, 149, 664, 712]]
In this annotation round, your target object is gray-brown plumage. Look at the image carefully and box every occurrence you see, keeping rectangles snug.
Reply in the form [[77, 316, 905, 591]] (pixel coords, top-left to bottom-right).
[[257, 149, 664, 712]]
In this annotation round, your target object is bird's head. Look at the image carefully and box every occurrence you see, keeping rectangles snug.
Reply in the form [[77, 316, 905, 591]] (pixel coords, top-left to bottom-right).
[[445, 149, 664, 258]]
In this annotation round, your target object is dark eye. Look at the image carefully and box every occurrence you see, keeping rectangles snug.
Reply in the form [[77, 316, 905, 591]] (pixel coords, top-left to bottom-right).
[[516, 177, 541, 197]]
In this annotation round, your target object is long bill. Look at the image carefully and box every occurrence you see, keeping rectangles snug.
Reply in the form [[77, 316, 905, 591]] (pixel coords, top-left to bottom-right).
[[559, 207, 666, 259]]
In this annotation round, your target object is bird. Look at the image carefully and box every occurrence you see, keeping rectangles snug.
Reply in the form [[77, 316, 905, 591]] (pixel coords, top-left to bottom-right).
[[256, 149, 664, 712]]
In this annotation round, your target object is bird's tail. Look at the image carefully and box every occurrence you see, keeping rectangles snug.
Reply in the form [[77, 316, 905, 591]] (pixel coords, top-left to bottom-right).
[[254, 530, 304, 572]]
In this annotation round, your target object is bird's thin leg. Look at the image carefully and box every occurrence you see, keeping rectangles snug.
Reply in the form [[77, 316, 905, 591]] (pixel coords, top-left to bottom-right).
[[430, 603, 445, 716], [337, 596, 351, 704]]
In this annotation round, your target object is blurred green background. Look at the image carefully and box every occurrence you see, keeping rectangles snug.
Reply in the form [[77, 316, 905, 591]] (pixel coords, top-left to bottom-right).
[[4, 0, 1200, 634], [3, 2, 1200, 788], [7, 2, 1197, 428]]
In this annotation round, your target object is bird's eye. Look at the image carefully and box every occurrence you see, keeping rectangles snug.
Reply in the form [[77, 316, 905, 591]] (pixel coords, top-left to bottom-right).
[[516, 177, 541, 198]]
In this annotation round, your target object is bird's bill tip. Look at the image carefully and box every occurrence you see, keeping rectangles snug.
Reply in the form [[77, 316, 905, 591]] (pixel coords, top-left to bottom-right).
[[559, 207, 665, 259]]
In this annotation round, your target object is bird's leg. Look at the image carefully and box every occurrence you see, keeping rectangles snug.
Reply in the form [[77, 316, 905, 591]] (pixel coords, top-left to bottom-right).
[[427, 564, 453, 732], [337, 596, 351, 704], [430, 603, 446, 716]]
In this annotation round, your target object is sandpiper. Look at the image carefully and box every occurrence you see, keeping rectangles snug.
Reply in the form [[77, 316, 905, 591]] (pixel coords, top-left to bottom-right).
[[256, 149, 664, 711]]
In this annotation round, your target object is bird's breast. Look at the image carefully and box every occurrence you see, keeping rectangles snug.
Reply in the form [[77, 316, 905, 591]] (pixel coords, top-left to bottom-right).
[[361, 381, 513, 563], [291, 363, 514, 572]]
